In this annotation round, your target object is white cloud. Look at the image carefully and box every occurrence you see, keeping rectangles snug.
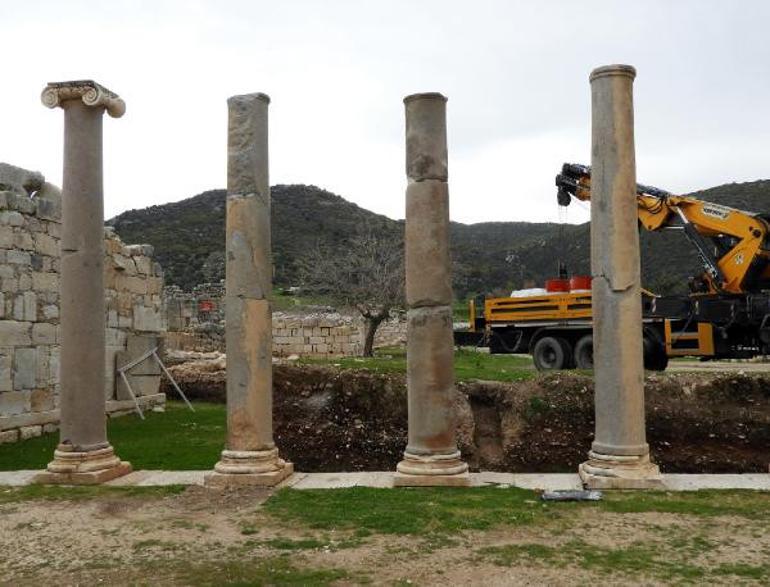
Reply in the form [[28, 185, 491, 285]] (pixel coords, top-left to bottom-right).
[[1, 0, 769, 223]]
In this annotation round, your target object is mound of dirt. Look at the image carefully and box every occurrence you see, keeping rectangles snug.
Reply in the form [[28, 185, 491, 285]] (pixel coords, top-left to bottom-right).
[[163, 361, 770, 473]]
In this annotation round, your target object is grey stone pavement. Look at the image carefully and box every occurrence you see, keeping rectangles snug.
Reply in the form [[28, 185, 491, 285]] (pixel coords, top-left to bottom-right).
[[1, 470, 769, 491]]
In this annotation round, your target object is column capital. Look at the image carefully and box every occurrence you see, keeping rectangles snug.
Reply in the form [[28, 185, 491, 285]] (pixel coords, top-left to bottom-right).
[[41, 80, 126, 118], [590, 64, 636, 83]]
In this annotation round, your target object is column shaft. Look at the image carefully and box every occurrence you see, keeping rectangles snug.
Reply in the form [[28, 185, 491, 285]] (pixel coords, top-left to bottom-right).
[[206, 93, 292, 486], [36, 80, 130, 484], [59, 101, 107, 450], [395, 93, 469, 486], [579, 65, 662, 489]]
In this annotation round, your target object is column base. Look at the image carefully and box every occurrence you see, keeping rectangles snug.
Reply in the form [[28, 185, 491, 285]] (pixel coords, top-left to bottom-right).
[[394, 450, 471, 487], [34, 444, 132, 485], [204, 448, 294, 488], [579, 450, 663, 490]]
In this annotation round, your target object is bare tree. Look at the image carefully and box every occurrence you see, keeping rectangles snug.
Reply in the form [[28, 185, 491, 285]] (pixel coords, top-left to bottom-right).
[[302, 231, 404, 356]]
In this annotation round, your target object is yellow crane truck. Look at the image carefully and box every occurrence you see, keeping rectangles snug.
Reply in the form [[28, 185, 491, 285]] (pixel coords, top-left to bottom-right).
[[455, 163, 770, 371]]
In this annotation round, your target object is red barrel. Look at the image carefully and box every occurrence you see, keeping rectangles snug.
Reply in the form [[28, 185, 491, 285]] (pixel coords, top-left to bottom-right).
[[545, 278, 570, 293], [569, 275, 592, 291]]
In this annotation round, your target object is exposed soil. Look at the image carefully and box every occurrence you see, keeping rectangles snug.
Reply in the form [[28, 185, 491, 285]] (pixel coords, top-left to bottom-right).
[[2, 488, 768, 585], [163, 358, 770, 473]]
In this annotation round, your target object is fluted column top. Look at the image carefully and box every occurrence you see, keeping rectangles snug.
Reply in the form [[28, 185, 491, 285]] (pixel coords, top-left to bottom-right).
[[41, 80, 126, 118]]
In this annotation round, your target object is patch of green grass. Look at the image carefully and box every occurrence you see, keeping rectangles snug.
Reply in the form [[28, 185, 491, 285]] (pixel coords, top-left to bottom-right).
[[712, 563, 767, 580], [599, 490, 770, 520], [300, 346, 535, 382], [265, 487, 770, 546], [173, 556, 354, 586], [265, 487, 562, 536], [0, 402, 225, 471], [476, 537, 765, 582], [0, 484, 186, 504]]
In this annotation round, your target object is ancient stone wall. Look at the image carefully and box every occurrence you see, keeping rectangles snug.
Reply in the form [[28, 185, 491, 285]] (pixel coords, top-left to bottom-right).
[[0, 173, 165, 444], [161, 285, 407, 356]]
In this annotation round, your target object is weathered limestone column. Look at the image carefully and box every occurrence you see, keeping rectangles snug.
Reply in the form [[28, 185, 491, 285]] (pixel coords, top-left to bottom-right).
[[578, 65, 663, 489], [35, 81, 131, 484], [394, 93, 469, 487], [205, 93, 293, 487]]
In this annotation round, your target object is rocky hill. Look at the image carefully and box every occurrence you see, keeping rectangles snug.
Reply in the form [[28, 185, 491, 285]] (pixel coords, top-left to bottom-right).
[[108, 179, 770, 298]]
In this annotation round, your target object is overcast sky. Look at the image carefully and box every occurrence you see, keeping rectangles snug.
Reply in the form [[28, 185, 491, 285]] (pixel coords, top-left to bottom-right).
[[2, 1, 769, 225]]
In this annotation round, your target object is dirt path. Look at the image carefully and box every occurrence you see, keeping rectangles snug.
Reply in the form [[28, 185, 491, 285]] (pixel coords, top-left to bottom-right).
[[1, 487, 768, 586]]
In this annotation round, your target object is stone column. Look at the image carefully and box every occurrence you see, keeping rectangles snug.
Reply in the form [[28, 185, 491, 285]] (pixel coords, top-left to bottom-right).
[[578, 65, 663, 489], [205, 93, 293, 487], [394, 93, 469, 487], [35, 81, 131, 484]]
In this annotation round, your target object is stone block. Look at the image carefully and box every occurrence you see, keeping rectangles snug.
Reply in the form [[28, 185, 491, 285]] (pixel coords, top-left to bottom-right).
[[30, 388, 54, 412], [118, 335, 161, 375], [112, 253, 137, 274], [49, 347, 59, 385], [43, 422, 58, 434], [134, 256, 152, 275], [0, 321, 31, 346], [124, 276, 148, 294], [146, 277, 163, 295], [0, 229, 12, 248], [13, 348, 37, 389], [46, 220, 61, 238], [404, 92, 448, 182], [18, 273, 32, 291], [405, 305, 457, 449], [0, 390, 30, 416], [0, 349, 10, 391], [32, 322, 56, 344], [32, 271, 58, 291], [0, 429, 18, 443], [34, 232, 59, 256], [13, 291, 36, 321], [0, 211, 24, 226], [42, 304, 58, 320], [116, 374, 161, 400], [8, 193, 36, 214], [7, 249, 31, 265], [105, 327, 128, 347], [13, 231, 34, 250], [133, 305, 162, 332], [36, 197, 61, 222], [405, 180, 452, 307]]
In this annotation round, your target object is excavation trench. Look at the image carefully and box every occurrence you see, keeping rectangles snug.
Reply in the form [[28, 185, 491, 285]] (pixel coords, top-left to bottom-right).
[[163, 360, 770, 473]]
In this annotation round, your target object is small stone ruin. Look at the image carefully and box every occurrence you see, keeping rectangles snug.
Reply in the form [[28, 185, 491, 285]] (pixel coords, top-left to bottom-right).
[[0, 161, 165, 445]]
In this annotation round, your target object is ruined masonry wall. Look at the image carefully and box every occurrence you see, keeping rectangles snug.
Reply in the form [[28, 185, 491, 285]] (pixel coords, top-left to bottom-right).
[[162, 286, 407, 356], [0, 190, 164, 443]]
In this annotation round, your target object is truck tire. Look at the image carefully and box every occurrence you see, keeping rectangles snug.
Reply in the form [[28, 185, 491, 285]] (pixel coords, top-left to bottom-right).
[[573, 335, 594, 369], [533, 336, 570, 371], [643, 330, 669, 371]]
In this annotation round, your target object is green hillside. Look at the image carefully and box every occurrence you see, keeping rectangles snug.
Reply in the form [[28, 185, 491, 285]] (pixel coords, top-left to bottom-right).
[[108, 179, 770, 298]]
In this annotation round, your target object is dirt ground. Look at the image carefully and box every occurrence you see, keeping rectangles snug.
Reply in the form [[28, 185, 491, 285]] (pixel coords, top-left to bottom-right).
[[163, 359, 770, 474], [1, 486, 768, 586]]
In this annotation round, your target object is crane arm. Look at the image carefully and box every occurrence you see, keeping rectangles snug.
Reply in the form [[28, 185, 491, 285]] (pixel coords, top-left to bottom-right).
[[555, 163, 770, 294]]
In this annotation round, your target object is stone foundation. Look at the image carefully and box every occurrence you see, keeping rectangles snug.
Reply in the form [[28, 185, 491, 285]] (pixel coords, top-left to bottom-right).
[[0, 163, 166, 444]]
